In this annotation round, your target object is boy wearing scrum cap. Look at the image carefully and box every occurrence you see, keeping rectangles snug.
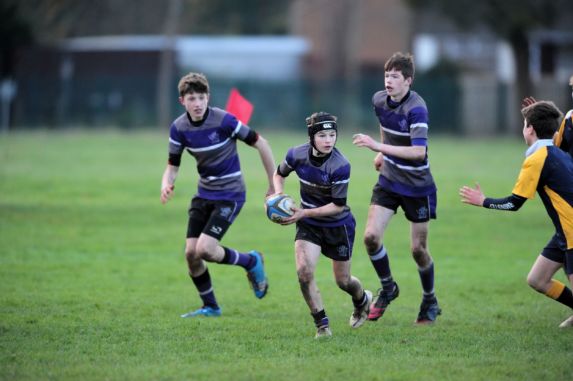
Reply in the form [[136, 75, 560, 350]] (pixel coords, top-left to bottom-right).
[[271, 111, 371, 338]]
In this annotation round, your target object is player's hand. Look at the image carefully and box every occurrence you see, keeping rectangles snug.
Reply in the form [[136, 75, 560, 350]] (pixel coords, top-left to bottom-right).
[[264, 192, 282, 210], [521, 96, 537, 108], [374, 153, 384, 172], [161, 184, 175, 204], [352, 133, 380, 152], [278, 206, 304, 225], [459, 182, 485, 207], [265, 192, 283, 202]]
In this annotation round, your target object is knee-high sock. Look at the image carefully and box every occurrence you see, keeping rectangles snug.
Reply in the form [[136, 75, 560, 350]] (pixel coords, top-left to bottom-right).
[[546, 279, 573, 309], [368, 245, 395, 293], [418, 262, 436, 301], [191, 269, 218, 308], [220, 247, 256, 270], [352, 289, 368, 309]]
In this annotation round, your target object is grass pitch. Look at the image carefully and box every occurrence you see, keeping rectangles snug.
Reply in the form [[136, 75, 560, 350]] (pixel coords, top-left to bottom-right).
[[0, 130, 572, 381]]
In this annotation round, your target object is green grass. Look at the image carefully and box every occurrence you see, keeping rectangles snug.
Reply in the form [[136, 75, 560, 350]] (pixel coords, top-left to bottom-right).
[[0, 130, 571, 381]]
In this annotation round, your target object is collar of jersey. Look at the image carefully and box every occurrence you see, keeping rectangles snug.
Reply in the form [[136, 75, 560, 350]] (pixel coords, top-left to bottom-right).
[[525, 139, 553, 157], [187, 107, 210, 127], [387, 90, 411, 109]]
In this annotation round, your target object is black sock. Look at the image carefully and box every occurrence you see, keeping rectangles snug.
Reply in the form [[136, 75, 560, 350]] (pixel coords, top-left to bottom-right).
[[220, 247, 256, 270], [419, 262, 435, 301], [352, 290, 367, 308], [191, 269, 218, 308], [557, 287, 573, 309], [311, 309, 328, 327], [368, 245, 394, 292]]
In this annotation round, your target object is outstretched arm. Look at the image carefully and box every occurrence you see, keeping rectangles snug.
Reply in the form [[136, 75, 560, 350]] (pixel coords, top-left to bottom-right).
[[252, 135, 276, 197], [460, 183, 526, 211]]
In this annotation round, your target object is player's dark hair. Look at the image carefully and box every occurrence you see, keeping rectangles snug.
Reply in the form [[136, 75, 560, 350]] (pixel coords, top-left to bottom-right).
[[384, 52, 415, 80], [521, 101, 563, 139], [178, 72, 209, 97]]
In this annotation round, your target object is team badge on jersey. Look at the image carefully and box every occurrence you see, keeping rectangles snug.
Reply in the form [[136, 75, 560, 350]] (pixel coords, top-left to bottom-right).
[[208, 131, 220, 144]]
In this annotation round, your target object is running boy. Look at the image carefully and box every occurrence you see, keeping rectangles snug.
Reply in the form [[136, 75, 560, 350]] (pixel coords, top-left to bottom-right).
[[272, 111, 371, 338], [352, 52, 440, 324], [460, 100, 573, 328], [160, 72, 276, 318]]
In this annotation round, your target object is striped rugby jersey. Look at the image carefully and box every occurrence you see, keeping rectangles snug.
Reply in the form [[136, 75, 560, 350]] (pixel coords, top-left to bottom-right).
[[372, 90, 437, 197], [555, 109, 573, 159], [168, 107, 252, 202], [513, 140, 573, 249], [278, 143, 353, 227]]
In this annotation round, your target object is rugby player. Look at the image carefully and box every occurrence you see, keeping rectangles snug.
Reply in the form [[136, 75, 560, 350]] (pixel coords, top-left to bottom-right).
[[272, 112, 371, 338], [460, 100, 573, 328], [160, 73, 276, 318], [353, 52, 441, 324]]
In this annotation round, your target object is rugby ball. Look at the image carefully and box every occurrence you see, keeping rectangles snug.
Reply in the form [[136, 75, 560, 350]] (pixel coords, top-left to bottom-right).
[[265, 194, 295, 222]]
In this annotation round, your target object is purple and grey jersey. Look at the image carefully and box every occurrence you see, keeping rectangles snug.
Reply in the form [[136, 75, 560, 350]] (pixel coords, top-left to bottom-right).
[[372, 90, 436, 197], [168, 107, 252, 202], [278, 143, 353, 227]]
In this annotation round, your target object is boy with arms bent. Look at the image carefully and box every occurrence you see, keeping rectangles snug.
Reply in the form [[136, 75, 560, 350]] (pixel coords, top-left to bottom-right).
[[273, 112, 371, 338], [161, 73, 276, 317]]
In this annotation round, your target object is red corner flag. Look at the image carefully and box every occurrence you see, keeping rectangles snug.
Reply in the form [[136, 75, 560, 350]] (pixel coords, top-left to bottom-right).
[[225, 88, 254, 125]]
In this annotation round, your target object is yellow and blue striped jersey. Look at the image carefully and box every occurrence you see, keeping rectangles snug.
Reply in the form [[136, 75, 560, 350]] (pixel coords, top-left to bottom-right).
[[512, 140, 573, 249], [555, 109, 573, 158]]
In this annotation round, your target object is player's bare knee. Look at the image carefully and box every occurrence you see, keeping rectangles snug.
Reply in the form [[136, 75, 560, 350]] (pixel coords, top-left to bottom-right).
[[194, 245, 208, 259], [185, 248, 199, 262], [195, 241, 216, 261], [297, 267, 314, 285], [335, 276, 351, 291], [411, 245, 429, 265], [364, 232, 380, 253], [526, 273, 545, 293]]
